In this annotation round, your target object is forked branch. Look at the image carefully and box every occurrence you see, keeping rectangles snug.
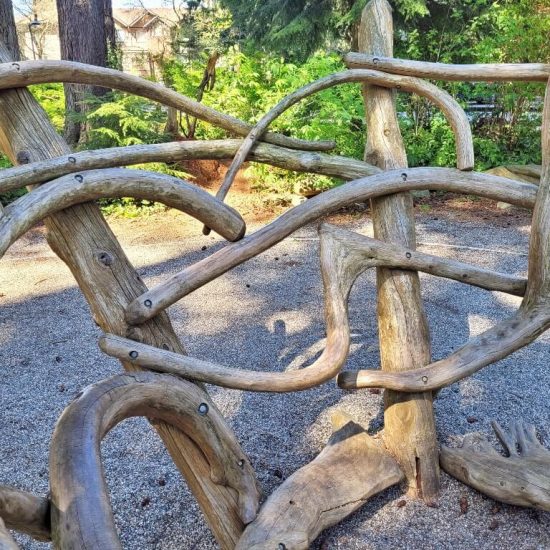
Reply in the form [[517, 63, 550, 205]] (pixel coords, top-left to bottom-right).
[[441, 421, 550, 511], [49, 373, 260, 549]]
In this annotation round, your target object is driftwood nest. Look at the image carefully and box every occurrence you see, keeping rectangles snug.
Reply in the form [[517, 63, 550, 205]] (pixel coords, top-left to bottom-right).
[[1, 0, 550, 547]]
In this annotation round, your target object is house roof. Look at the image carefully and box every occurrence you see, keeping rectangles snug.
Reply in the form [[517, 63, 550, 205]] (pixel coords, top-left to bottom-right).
[[113, 8, 180, 29]]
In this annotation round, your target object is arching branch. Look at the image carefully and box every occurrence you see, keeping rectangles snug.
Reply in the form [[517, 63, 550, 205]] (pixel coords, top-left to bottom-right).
[[49, 373, 261, 549]]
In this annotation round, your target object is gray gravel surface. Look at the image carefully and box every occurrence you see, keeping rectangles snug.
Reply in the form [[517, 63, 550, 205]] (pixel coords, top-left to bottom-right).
[[1, 208, 549, 549]]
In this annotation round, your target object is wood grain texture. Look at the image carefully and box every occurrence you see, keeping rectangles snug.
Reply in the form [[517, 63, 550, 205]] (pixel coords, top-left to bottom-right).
[[0, 167, 245, 261], [441, 421, 550, 511], [0, 139, 380, 195], [0, 519, 19, 550], [0, 41, 251, 549], [126, 167, 536, 324], [49, 373, 260, 549], [211, 68, 474, 229], [0, 486, 50, 541], [0, 59, 333, 152], [344, 54, 550, 82], [235, 412, 403, 549], [359, 0, 439, 504]]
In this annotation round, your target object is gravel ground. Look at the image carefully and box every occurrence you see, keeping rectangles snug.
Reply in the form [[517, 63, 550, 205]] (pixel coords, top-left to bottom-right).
[[1, 205, 550, 549]]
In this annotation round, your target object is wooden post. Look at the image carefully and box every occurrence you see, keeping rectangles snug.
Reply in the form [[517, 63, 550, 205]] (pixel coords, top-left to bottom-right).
[[0, 42, 252, 548], [358, 0, 439, 503]]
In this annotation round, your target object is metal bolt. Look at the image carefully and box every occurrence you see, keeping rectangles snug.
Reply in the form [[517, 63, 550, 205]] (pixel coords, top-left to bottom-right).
[[401, 173, 408, 181], [278, 544, 286, 550], [406, 252, 412, 259], [68, 156, 76, 163], [422, 376, 428, 384], [129, 350, 139, 359], [12, 62, 20, 70], [74, 174, 83, 183], [144, 299, 153, 308], [238, 459, 245, 468], [372, 57, 379, 64], [198, 403, 209, 416]]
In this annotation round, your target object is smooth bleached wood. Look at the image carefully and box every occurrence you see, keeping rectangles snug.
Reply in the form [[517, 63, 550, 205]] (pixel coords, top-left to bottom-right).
[[126, 167, 536, 324], [0, 519, 18, 550], [344, 53, 550, 82], [359, 0, 439, 504], [0, 168, 245, 261], [0, 139, 380, 195], [0, 59, 333, 152], [235, 412, 403, 549], [0, 486, 50, 542], [50, 373, 260, 549], [213, 67, 474, 225], [340, 81, 550, 394], [0, 41, 251, 549], [441, 421, 550, 511]]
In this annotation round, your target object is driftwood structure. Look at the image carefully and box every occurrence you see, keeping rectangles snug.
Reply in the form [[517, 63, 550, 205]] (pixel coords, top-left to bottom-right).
[[1, 0, 550, 547]]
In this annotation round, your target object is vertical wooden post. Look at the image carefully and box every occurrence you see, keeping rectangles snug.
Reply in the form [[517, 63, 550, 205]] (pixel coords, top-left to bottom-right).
[[0, 42, 249, 548], [358, 0, 439, 503]]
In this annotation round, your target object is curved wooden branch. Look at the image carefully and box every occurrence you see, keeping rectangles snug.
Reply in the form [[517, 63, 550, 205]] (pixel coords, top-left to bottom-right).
[[0, 486, 50, 542], [49, 372, 260, 549], [236, 412, 403, 549], [0, 140, 380, 195], [0, 518, 19, 550], [339, 80, 550, 392], [441, 421, 550, 511], [126, 167, 536, 325], [210, 68, 474, 231], [344, 54, 550, 82], [0, 167, 245, 261], [0, 60, 333, 151], [101, 224, 362, 391]]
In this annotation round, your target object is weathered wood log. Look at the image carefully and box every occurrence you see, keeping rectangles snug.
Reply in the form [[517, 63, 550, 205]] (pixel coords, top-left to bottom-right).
[[235, 411, 403, 549], [101, 224, 525, 391], [0, 518, 19, 550], [0, 168, 245, 260], [485, 166, 540, 185], [0, 139, 380, 195], [126, 167, 536, 325], [0, 486, 50, 542], [441, 421, 550, 511], [339, 81, 550, 393], [0, 41, 253, 549], [338, 307, 549, 391], [506, 164, 542, 180], [49, 372, 260, 549], [0, 60, 333, 152], [344, 53, 550, 82], [212, 67, 474, 229], [359, 0, 439, 504]]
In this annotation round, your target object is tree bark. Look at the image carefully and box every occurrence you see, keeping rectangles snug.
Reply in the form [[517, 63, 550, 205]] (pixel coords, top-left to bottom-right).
[[0, 0, 19, 60], [358, 0, 439, 504], [56, 0, 112, 146], [0, 40, 251, 549]]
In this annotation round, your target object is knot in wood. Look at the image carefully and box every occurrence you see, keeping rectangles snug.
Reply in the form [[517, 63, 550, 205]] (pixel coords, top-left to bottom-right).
[[96, 250, 114, 266], [16, 150, 31, 164]]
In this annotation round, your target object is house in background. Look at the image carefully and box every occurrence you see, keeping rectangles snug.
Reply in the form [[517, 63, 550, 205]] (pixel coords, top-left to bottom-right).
[[15, 4, 180, 77]]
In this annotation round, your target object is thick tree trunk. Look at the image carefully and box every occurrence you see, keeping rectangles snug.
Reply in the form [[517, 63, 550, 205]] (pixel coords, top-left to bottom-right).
[[359, 0, 439, 504], [0, 0, 19, 60], [56, 0, 112, 147]]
